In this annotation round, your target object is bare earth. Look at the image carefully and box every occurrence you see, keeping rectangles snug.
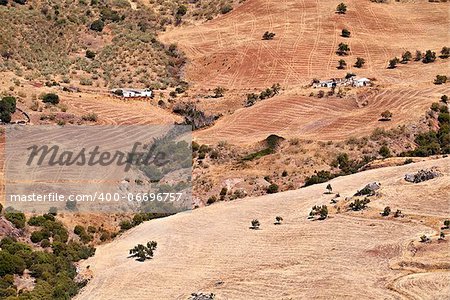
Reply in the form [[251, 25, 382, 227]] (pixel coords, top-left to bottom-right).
[[76, 157, 450, 300]]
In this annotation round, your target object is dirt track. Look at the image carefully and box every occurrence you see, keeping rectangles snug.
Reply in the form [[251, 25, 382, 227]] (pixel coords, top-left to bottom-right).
[[75, 157, 450, 299]]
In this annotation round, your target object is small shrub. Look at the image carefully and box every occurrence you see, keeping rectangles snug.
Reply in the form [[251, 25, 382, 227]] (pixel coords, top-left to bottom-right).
[[74, 225, 85, 236], [119, 220, 133, 231], [81, 113, 98, 122], [420, 235, 430, 243], [274, 216, 283, 225], [85, 50, 96, 59], [443, 220, 450, 228], [381, 206, 391, 216], [90, 19, 105, 32], [206, 196, 217, 205], [267, 183, 279, 194], [262, 31, 276, 40], [309, 205, 328, 220], [220, 4, 233, 14], [65, 200, 77, 211], [5, 212, 26, 229], [379, 145, 391, 158], [213, 86, 225, 98], [349, 198, 370, 211], [42, 93, 59, 105]]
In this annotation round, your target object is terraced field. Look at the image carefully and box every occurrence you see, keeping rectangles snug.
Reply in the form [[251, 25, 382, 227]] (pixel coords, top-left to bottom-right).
[[159, 0, 449, 145], [75, 157, 450, 299], [161, 0, 449, 89], [194, 84, 449, 144], [63, 92, 182, 125]]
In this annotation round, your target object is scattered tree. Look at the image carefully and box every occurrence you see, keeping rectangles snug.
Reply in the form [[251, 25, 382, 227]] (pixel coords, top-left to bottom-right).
[[388, 57, 399, 69], [337, 59, 347, 69], [309, 205, 328, 220], [213, 86, 225, 98], [336, 3, 347, 14], [0, 0, 7, 6], [250, 219, 260, 229], [441, 95, 448, 104], [394, 209, 402, 218], [422, 50, 436, 63], [274, 216, 283, 225], [380, 110, 392, 121], [401, 51, 412, 63], [439, 232, 445, 240], [337, 43, 350, 56], [129, 241, 157, 261], [414, 50, 422, 61], [262, 31, 276, 40], [434, 75, 447, 85], [440, 46, 450, 59], [341, 28, 351, 37], [354, 57, 365, 68], [443, 220, 450, 229], [381, 206, 391, 216], [326, 184, 333, 194], [0, 96, 16, 123]]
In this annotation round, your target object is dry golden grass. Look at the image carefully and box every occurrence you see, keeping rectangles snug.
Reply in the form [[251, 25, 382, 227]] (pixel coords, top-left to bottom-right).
[[76, 157, 450, 299]]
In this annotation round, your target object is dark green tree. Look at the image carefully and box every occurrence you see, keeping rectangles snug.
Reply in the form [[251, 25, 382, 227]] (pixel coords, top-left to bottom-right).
[[341, 28, 350, 37], [336, 3, 347, 14], [337, 59, 347, 69], [354, 57, 365, 68], [422, 50, 436, 63]]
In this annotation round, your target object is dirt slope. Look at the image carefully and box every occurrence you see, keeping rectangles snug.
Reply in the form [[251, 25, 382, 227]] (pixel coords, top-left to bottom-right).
[[75, 157, 450, 299]]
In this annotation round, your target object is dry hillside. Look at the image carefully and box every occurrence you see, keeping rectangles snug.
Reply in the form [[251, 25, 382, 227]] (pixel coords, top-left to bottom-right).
[[76, 157, 450, 299], [159, 0, 449, 145]]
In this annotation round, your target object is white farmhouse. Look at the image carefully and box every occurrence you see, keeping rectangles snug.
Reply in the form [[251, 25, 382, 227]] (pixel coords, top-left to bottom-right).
[[111, 88, 153, 98], [353, 78, 371, 87]]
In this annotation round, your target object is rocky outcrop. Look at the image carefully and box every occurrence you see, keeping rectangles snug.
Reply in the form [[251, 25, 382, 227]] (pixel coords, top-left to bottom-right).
[[404, 168, 441, 183]]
